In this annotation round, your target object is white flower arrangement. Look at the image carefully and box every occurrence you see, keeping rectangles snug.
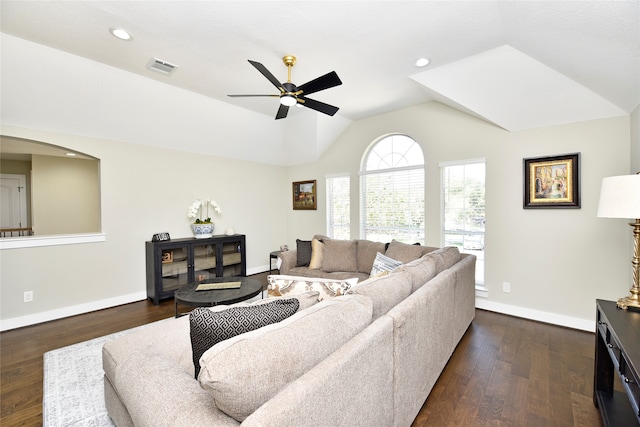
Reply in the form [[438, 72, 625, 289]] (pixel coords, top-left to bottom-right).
[[188, 199, 222, 224]]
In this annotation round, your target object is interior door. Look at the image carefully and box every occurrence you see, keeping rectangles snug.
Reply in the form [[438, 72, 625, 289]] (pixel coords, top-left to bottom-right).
[[1, 174, 28, 229]]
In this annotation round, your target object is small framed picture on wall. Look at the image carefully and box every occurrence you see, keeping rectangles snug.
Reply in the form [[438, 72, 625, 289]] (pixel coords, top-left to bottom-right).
[[292, 180, 317, 210]]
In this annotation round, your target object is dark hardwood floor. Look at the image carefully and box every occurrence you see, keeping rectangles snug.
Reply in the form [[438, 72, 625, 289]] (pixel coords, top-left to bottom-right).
[[413, 309, 603, 427], [2, 275, 602, 426]]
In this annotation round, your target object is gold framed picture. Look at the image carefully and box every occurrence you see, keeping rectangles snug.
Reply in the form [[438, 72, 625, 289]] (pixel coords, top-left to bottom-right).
[[292, 180, 317, 210], [523, 153, 580, 209]]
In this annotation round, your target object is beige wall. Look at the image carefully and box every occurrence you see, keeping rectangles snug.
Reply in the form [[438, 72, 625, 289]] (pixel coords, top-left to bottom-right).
[[0, 126, 289, 327], [1, 104, 632, 330], [285, 102, 632, 326], [31, 155, 100, 234]]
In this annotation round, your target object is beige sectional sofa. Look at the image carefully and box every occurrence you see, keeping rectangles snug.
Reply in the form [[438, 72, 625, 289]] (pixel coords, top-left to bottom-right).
[[278, 236, 439, 281], [102, 243, 476, 427]]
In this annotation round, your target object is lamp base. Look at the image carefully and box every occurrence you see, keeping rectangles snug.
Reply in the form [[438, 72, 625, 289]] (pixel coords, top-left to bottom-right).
[[617, 295, 640, 310]]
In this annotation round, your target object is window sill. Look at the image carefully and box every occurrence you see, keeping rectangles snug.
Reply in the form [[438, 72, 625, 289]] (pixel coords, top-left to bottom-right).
[[475, 284, 488, 298], [0, 233, 106, 250]]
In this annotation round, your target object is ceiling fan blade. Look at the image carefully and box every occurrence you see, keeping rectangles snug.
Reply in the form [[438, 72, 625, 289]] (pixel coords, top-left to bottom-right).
[[298, 71, 342, 96], [275, 104, 289, 120], [300, 97, 339, 116], [248, 60, 285, 93], [227, 94, 280, 98]]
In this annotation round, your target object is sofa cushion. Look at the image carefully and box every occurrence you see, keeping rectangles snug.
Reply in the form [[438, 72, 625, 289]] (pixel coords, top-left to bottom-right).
[[190, 299, 299, 378], [308, 238, 325, 269], [369, 252, 403, 277], [198, 294, 373, 422], [322, 239, 357, 272], [349, 269, 413, 319], [356, 240, 387, 273], [426, 246, 461, 273], [385, 239, 424, 264], [395, 255, 438, 293], [295, 239, 312, 266], [267, 274, 357, 301]]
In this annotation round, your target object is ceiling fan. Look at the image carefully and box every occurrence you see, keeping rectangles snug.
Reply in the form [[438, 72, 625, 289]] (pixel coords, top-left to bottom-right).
[[228, 55, 342, 120]]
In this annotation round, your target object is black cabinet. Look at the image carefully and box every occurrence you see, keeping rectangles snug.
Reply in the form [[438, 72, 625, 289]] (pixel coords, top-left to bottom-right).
[[146, 235, 246, 305], [594, 299, 640, 426]]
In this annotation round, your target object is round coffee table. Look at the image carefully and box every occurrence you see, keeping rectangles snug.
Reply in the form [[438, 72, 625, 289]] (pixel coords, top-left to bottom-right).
[[174, 276, 263, 317]]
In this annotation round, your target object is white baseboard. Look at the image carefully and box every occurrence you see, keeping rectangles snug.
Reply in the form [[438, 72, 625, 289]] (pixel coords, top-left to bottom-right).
[[248, 265, 278, 276], [0, 291, 147, 332], [0, 270, 274, 331], [475, 298, 595, 332]]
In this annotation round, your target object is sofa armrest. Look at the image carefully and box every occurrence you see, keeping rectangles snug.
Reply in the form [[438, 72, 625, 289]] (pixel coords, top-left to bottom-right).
[[277, 250, 297, 275], [112, 347, 239, 427]]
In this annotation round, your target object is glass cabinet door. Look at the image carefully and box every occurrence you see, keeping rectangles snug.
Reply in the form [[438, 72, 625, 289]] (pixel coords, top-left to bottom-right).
[[160, 245, 189, 293], [221, 239, 243, 277], [193, 242, 217, 282]]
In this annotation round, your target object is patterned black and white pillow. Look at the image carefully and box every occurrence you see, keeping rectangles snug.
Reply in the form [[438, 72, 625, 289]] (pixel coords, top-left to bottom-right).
[[189, 299, 299, 378]]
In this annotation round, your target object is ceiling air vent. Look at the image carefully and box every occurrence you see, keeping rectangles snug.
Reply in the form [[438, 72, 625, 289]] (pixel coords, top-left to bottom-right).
[[146, 57, 178, 75]]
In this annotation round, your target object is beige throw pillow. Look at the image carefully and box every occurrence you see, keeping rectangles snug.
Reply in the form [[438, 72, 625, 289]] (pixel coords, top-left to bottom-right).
[[308, 238, 324, 269], [321, 239, 357, 272], [385, 239, 424, 264]]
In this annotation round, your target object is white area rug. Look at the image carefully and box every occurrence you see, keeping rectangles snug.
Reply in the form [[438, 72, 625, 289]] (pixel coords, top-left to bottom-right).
[[43, 319, 168, 427]]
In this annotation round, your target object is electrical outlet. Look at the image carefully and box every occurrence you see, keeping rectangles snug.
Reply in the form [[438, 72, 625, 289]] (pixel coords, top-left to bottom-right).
[[502, 282, 511, 293], [24, 291, 33, 302]]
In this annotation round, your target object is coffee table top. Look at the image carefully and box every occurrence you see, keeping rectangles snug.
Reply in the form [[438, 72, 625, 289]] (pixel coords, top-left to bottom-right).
[[175, 276, 263, 308]]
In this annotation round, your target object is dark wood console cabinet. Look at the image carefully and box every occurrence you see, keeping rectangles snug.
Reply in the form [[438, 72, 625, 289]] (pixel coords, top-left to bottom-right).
[[146, 234, 246, 305], [594, 299, 640, 426]]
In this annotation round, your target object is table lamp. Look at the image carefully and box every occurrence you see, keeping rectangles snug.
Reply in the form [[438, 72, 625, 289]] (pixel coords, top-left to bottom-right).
[[597, 173, 640, 309]]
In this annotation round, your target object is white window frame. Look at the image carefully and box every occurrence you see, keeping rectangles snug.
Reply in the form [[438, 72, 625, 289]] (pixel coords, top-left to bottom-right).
[[440, 158, 486, 291], [360, 134, 425, 243], [326, 174, 350, 239]]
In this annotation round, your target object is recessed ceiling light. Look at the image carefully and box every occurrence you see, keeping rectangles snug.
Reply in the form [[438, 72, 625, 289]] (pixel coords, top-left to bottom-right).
[[65, 153, 77, 157], [414, 57, 431, 68], [110, 28, 132, 41]]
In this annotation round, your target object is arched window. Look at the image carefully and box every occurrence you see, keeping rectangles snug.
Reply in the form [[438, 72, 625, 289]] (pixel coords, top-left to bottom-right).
[[360, 134, 425, 243]]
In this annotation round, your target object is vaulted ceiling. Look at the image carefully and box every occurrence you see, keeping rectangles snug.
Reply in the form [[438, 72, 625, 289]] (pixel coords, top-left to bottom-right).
[[1, 1, 638, 163]]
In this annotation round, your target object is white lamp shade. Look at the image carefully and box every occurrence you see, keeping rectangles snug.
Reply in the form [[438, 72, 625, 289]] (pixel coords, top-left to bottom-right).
[[597, 174, 640, 219]]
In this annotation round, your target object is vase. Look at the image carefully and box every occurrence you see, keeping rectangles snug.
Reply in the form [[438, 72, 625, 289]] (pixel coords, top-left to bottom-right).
[[191, 223, 214, 239]]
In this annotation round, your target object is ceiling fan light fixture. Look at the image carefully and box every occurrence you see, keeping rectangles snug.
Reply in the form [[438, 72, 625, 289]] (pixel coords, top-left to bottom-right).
[[280, 94, 297, 107]]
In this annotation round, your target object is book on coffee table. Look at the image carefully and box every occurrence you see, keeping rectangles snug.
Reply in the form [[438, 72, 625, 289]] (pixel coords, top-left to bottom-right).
[[196, 281, 242, 291]]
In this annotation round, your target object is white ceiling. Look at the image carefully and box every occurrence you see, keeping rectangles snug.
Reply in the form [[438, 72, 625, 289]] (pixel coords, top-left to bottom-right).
[[1, 1, 638, 133]]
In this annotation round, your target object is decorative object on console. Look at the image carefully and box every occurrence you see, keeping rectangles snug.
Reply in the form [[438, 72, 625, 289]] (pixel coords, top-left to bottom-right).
[[597, 173, 640, 310], [152, 232, 171, 242], [523, 152, 580, 209], [292, 180, 317, 210], [224, 228, 235, 236], [188, 199, 222, 238]]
